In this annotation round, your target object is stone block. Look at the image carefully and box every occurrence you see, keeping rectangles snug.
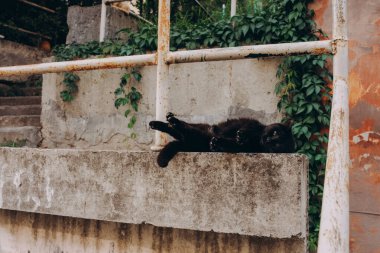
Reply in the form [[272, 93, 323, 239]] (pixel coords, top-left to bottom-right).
[[0, 148, 308, 240]]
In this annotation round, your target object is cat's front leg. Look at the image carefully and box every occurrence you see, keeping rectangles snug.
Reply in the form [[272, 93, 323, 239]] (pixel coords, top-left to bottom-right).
[[149, 121, 183, 141], [157, 140, 182, 168]]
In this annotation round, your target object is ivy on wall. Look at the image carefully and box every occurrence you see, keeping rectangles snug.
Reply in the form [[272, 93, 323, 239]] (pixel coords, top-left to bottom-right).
[[114, 69, 143, 131], [53, 0, 330, 250], [60, 72, 80, 102]]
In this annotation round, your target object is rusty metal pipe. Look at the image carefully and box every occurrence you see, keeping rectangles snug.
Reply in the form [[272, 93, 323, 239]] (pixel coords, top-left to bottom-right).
[[0, 54, 156, 77], [151, 0, 171, 151], [167, 40, 333, 64], [317, 0, 349, 252], [0, 41, 333, 77]]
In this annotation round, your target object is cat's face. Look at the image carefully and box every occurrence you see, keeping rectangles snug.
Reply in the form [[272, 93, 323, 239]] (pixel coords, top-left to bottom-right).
[[260, 123, 295, 153]]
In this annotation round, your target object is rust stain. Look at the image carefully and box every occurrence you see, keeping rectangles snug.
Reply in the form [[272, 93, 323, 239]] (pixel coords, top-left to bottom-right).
[[309, 0, 330, 35], [312, 47, 331, 55], [349, 52, 380, 108], [348, 40, 359, 68]]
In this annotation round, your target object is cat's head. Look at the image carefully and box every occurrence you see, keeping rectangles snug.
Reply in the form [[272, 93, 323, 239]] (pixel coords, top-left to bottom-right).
[[260, 123, 295, 153]]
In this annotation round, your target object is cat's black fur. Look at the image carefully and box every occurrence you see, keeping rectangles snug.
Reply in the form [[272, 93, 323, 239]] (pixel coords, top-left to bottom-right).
[[149, 112, 295, 168]]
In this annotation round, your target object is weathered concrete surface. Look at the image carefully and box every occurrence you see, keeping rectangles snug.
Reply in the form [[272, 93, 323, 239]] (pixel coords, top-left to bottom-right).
[[311, 0, 380, 252], [0, 148, 308, 242], [41, 58, 282, 150], [66, 5, 138, 44], [0, 127, 41, 147], [0, 40, 47, 82], [0, 209, 305, 253]]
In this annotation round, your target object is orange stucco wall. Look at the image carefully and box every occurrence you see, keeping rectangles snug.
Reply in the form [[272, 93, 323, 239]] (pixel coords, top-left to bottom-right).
[[311, 0, 380, 252]]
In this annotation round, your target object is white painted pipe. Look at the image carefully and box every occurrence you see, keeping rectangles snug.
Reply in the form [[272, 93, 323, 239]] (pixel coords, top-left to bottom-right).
[[317, 0, 349, 252], [231, 0, 237, 17], [151, 0, 171, 151], [99, 0, 107, 42], [0, 40, 333, 77], [0, 54, 157, 77], [167, 40, 333, 64]]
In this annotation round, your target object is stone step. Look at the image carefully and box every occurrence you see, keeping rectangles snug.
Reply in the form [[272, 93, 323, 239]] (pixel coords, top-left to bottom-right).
[[0, 115, 41, 127], [0, 105, 41, 116], [0, 84, 42, 97], [18, 87, 42, 96], [0, 96, 41, 106], [0, 126, 41, 147]]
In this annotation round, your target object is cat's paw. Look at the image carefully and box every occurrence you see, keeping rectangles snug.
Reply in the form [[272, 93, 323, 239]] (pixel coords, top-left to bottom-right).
[[166, 112, 175, 122], [209, 137, 221, 152], [166, 112, 180, 126], [157, 156, 169, 168], [149, 121, 161, 130], [236, 130, 246, 145]]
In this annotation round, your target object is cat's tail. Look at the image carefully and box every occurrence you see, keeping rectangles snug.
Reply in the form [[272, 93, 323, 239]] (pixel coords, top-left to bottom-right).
[[157, 141, 182, 168]]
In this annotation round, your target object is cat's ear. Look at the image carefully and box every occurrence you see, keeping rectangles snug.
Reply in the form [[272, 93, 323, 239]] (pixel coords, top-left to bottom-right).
[[282, 119, 294, 129]]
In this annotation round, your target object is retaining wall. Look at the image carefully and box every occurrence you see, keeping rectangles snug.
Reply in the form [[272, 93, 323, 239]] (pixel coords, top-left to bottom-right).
[[0, 148, 308, 253]]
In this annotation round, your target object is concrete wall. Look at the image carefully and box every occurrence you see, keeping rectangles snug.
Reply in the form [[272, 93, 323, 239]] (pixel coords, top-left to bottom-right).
[[0, 148, 308, 252], [0, 40, 47, 82], [41, 58, 282, 150], [311, 1, 380, 252], [0, 210, 304, 253], [66, 5, 138, 44]]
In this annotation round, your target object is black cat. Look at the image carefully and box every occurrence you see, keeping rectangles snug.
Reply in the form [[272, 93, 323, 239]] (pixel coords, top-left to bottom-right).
[[149, 112, 295, 168]]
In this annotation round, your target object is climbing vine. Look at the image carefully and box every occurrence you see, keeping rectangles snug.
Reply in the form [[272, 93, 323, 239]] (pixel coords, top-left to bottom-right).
[[53, 0, 330, 249], [114, 69, 143, 132], [60, 72, 79, 102]]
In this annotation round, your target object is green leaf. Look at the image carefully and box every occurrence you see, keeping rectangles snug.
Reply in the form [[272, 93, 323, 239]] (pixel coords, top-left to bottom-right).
[[114, 98, 125, 109], [114, 87, 124, 96], [132, 71, 142, 82], [121, 73, 130, 86], [306, 86, 314, 96], [250, 24, 256, 33], [128, 115, 137, 129], [241, 25, 249, 36], [132, 102, 138, 112], [256, 22, 264, 28], [124, 109, 131, 118]]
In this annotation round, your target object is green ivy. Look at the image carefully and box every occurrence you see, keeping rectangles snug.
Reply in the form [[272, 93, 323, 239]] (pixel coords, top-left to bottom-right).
[[53, 0, 330, 249], [60, 72, 79, 102], [114, 69, 143, 131], [276, 54, 331, 251]]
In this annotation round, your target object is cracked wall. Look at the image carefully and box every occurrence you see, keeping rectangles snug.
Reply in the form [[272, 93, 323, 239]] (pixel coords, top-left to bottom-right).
[[311, 0, 380, 252]]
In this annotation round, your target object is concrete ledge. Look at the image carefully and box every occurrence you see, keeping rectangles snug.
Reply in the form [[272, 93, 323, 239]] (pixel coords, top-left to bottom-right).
[[0, 148, 308, 240]]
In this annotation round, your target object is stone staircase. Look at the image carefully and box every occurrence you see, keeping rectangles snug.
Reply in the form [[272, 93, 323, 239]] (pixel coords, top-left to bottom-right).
[[0, 96, 42, 147]]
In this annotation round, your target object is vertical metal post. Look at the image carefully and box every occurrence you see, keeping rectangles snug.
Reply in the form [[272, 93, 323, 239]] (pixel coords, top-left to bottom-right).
[[318, 0, 349, 252], [231, 0, 237, 17], [99, 0, 107, 42], [151, 0, 171, 150]]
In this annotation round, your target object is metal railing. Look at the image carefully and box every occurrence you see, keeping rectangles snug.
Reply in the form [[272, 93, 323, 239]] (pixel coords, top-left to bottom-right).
[[0, 0, 349, 251]]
